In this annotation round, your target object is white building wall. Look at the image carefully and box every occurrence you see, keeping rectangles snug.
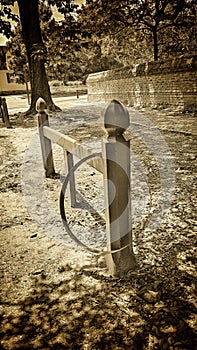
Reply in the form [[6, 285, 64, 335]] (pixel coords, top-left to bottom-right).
[[0, 70, 27, 94]]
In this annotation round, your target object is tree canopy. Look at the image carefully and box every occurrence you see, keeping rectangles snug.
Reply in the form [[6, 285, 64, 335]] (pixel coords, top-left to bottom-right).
[[78, 0, 197, 61], [1, 0, 196, 113]]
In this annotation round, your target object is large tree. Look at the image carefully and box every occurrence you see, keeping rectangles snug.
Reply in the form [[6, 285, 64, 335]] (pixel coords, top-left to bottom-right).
[[78, 0, 196, 61], [7, 3, 121, 85], [125, 0, 187, 61], [17, 0, 57, 113], [126, 0, 196, 61], [1, 0, 77, 114]]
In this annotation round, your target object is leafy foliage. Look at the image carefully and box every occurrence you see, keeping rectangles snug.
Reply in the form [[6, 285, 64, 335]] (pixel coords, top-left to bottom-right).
[[77, 0, 197, 61], [4, 1, 120, 83], [1, 0, 197, 85], [0, 0, 19, 38], [6, 24, 28, 83]]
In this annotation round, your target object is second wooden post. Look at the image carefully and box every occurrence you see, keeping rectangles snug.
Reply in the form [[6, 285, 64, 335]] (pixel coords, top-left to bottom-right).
[[36, 97, 55, 178], [1, 97, 11, 128]]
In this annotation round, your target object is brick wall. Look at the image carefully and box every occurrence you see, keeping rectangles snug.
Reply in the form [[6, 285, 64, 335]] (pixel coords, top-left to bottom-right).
[[87, 55, 197, 111]]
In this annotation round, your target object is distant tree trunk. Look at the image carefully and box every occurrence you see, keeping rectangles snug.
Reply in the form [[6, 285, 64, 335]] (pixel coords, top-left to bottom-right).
[[153, 27, 158, 61], [17, 0, 60, 114]]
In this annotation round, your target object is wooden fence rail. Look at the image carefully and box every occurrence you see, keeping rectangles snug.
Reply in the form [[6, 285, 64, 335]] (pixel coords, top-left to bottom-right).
[[36, 97, 136, 276], [43, 126, 104, 173]]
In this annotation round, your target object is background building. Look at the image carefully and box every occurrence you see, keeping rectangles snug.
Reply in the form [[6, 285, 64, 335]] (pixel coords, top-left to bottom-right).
[[0, 45, 28, 95]]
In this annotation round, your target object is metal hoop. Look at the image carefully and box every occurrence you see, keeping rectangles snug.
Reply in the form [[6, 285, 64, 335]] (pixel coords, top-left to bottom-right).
[[59, 152, 133, 256]]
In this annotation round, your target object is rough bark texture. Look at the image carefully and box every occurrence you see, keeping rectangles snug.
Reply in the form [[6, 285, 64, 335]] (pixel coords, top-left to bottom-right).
[[153, 28, 158, 61], [17, 0, 59, 113]]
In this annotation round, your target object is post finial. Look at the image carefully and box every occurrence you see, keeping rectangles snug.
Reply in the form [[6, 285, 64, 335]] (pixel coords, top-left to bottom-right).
[[36, 97, 47, 114], [104, 100, 129, 136]]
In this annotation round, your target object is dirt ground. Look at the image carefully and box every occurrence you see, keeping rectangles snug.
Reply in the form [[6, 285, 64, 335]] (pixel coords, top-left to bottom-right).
[[0, 97, 197, 349]]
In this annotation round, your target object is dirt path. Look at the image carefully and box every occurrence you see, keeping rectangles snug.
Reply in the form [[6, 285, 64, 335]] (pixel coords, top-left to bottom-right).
[[0, 101, 196, 349]]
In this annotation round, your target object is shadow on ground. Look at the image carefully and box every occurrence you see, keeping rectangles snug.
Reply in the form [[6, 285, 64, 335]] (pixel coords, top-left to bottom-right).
[[1, 258, 196, 350]]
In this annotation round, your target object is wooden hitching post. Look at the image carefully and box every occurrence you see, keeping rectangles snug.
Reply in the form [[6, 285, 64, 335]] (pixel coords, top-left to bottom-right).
[[2, 97, 11, 128], [0, 97, 4, 123], [36, 97, 55, 177], [102, 100, 136, 277]]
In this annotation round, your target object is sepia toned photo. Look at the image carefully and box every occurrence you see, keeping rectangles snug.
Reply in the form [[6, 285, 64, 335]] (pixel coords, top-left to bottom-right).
[[0, 1, 196, 349]]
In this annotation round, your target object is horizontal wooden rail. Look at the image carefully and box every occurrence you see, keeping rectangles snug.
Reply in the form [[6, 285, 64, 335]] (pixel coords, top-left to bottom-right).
[[43, 125, 104, 173]]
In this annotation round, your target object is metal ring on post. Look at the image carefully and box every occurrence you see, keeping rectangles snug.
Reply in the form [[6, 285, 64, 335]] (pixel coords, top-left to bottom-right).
[[59, 152, 133, 256]]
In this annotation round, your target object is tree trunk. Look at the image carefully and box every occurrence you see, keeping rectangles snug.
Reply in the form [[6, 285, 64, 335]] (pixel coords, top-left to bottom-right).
[[153, 27, 158, 61], [17, 0, 60, 113]]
